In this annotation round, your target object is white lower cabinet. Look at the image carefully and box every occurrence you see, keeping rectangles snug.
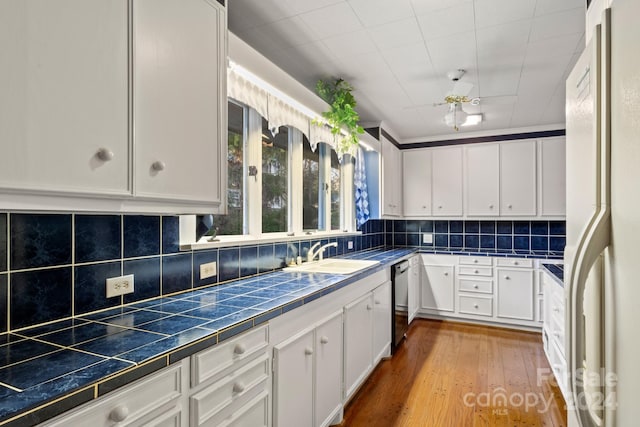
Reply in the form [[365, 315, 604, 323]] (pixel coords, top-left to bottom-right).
[[372, 281, 392, 365], [542, 269, 568, 398], [496, 268, 535, 321], [420, 255, 455, 313], [343, 292, 374, 400], [314, 314, 344, 427], [408, 255, 420, 323]]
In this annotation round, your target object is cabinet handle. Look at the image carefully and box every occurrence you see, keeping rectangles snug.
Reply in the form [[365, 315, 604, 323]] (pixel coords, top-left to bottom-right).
[[151, 161, 166, 171], [473, 303, 479, 309], [508, 204, 513, 209], [304, 347, 313, 355], [320, 336, 329, 344], [489, 204, 494, 209], [375, 299, 381, 305], [473, 259, 478, 264], [473, 284, 479, 289], [366, 304, 372, 310], [514, 261, 519, 266], [504, 276, 511, 280], [96, 148, 114, 161], [422, 205, 427, 209], [109, 406, 129, 422], [443, 272, 449, 276], [438, 205, 443, 209], [233, 343, 246, 355], [553, 307, 560, 312], [474, 270, 479, 274], [233, 382, 246, 393]]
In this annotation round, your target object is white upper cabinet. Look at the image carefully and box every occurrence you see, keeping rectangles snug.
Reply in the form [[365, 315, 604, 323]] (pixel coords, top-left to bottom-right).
[[465, 144, 499, 216], [432, 146, 463, 216], [381, 135, 402, 217], [0, 0, 130, 196], [133, 0, 226, 207], [500, 140, 537, 216], [402, 149, 432, 216], [539, 137, 566, 216]]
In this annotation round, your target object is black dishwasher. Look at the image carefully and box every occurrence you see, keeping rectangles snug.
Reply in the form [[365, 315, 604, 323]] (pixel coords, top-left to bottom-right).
[[391, 260, 409, 354]]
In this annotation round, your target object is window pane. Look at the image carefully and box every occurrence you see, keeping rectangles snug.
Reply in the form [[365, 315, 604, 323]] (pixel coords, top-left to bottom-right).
[[262, 121, 288, 233], [303, 138, 320, 230], [212, 101, 244, 236], [330, 148, 341, 230]]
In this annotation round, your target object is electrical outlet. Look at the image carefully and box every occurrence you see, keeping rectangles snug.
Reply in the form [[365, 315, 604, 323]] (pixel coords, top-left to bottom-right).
[[106, 274, 134, 298], [347, 241, 354, 250], [200, 261, 217, 280], [422, 233, 433, 244]]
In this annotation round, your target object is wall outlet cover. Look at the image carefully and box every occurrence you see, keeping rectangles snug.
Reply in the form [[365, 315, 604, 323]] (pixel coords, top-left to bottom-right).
[[423, 233, 433, 244], [347, 241, 354, 250], [106, 274, 135, 298], [200, 261, 217, 280]]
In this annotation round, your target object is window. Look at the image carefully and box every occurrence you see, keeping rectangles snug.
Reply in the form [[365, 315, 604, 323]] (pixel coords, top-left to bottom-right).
[[303, 138, 320, 230], [262, 121, 288, 233], [330, 148, 341, 230]]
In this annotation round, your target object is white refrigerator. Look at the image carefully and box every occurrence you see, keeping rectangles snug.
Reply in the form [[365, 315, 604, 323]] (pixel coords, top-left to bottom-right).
[[565, 1, 640, 426]]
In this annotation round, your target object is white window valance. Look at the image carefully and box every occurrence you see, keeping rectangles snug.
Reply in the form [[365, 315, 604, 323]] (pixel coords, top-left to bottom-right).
[[309, 122, 336, 152], [267, 94, 310, 138], [227, 70, 269, 121]]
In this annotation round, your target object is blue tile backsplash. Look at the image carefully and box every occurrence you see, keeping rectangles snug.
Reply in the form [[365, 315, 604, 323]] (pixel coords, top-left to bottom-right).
[[0, 213, 383, 333]]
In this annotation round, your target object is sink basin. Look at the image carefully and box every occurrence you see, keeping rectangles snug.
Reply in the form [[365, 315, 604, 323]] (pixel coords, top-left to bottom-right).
[[284, 259, 379, 275]]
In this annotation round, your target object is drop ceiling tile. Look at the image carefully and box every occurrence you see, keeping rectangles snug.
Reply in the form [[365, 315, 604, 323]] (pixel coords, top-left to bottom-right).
[[530, 7, 585, 41], [321, 29, 378, 58], [410, 0, 472, 17], [525, 32, 583, 61], [299, 3, 364, 39], [336, 52, 396, 84], [367, 18, 424, 51], [416, 3, 475, 40], [474, 0, 536, 29], [355, 80, 412, 108], [510, 101, 547, 127], [285, 0, 344, 15], [228, 0, 297, 31], [380, 42, 432, 69], [540, 93, 566, 123], [401, 80, 448, 106], [425, 31, 477, 74], [255, 16, 321, 49], [478, 69, 522, 97], [476, 21, 532, 56], [348, 0, 415, 27], [535, 0, 585, 16]]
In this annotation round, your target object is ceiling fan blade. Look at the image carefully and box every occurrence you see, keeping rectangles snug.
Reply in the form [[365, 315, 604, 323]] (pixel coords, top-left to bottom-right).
[[449, 81, 474, 96]]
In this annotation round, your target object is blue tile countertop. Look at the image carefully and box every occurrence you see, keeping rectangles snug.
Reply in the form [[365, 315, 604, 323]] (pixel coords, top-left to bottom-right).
[[542, 263, 565, 287], [0, 248, 416, 427], [419, 247, 564, 259]]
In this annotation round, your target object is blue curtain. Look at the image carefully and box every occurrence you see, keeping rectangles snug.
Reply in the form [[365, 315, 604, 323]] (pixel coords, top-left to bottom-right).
[[354, 147, 370, 229]]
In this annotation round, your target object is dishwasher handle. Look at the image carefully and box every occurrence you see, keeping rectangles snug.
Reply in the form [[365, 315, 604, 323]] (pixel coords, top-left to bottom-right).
[[394, 261, 410, 275]]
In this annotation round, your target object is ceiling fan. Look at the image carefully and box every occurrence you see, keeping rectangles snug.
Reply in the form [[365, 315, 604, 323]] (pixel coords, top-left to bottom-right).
[[434, 69, 482, 131]]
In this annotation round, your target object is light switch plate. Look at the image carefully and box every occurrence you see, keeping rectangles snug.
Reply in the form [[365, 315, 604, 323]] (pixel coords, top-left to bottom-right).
[[200, 261, 217, 279], [106, 274, 135, 298], [423, 233, 433, 244]]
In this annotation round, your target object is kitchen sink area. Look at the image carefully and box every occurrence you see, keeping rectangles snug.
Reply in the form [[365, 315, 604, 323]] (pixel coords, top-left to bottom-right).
[[283, 259, 380, 275]]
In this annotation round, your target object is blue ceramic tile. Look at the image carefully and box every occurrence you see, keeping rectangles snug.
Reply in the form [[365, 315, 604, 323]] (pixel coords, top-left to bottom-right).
[[183, 303, 238, 320], [394, 233, 407, 246], [550, 236, 566, 252], [161, 216, 180, 254], [372, 220, 384, 233], [450, 234, 463, 248], [0, 274, 6, 333], [385, 233, 393, 247], [480, 221, 495, 234], [550, 221, 566, 235], [15, 319, 88, 337], [124, 257, 161, 303], [75, 262, 122, 315], [201, 308, 261, 332], [240, 246, 258, 278], [497, 222, 513, 235], [123, 215, 160, 258], [465, 235, 479, 249], [162, 253, 192, 295], [257, 245, 275, 273], [38, 322, 129, 347], [79, 307, 137, 322], [144, 299, 201, 314], [254, 295, 296, 311], [394, 220, 406, 232], [11, 267, 72, 330], [10, 214, 72, 270], [136, 315, 210, 335], [219, 248, 240, 282], [406, 221, 419, 232], [0, 338, 60, 368], [407, 234, 420, 246], [246, 287, 290, 299], [92, 309, 169, 328], [0, 348, 105, 390], [222, 295, 268, 309], [497, 236, 513, 250], [464, 221, 480, 233], [74, 329, 163, 357], [435, 221, 448, 233], [514, 236, 530, 250], [531, 221, 549, 235], [435, 234, 448, 247], [193, 250, 218, 288], [514, 221, 530, 234], [531, 236, 549, 251], [118, 327, 213, 364], [449, 221, 463, 233], [384, 220, 393, 233], [480, 235, 496, 249], [75, 215, 121, 263], [0, 213, 6, 272]]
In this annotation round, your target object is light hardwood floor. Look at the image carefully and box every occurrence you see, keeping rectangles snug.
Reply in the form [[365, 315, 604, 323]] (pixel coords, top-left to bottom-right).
[[339, 319, 566, 427]]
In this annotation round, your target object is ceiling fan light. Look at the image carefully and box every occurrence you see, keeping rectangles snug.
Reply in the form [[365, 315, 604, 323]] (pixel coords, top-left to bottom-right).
[[462, 113, 483, 126]]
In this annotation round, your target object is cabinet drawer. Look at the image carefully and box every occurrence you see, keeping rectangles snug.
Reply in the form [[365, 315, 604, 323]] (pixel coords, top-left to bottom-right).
[[459, 257, 492, 266], [458, 266, 493, 277], [44, 363, 183, 427], [459, 295, 493, 317], [214, 391, 269, 427], [496, 258, 533, 268], [458, 278, 493, 294], [192, 324, 268, 386], [190, 354, 269, 426]]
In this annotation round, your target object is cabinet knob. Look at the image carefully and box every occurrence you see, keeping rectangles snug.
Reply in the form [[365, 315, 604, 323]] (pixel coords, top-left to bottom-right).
[[233, 343, 246, 355], [109, 405, 129, 422], [473, 259, 478, 264], [444, 272, 449, 276], [553, 307, 560, 312], [474, 270, 479, 274], [96, 148, 114, 161], [489, 204, 494, 209], [233, 382, 246, 393], [473, 284, 479, 289], [304, 347, 313, 355], [320, 336, 329, 344], [375, 299, 381, 305], [422, 205, 427, 209], [508, 204, 513, 209], [366, 304, 372, 310], [151, 161, 166, 171], [438, 205, 443, 209], [514, 261, 519, 266], [504, 276, 511, 280], [473, 304, 479, 309]]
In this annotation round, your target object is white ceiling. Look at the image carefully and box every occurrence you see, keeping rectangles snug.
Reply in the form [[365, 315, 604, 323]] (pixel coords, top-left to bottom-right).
[[228, 0, 585, 142]]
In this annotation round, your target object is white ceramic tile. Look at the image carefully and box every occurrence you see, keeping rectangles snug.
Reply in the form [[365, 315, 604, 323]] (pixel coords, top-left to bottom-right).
[[415, 2, 475, 40], [347, 0, 415, 27], [474, 0, 536, 29], [367, 18, 424, 51], [298, 2, 363, 39]]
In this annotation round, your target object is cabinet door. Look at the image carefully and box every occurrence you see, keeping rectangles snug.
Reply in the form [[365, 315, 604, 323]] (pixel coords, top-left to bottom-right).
[[420, 264, 455, 312], [0, 0, 129, 195], [432, 146, 463, 216], [381, 138, 401, 216], [466, 144, 499, 216], [372, 281, 391, 364], [343, 293, 373, 400], [500, 140, 536, 216], [497, 269, 534, 320], [408, 256, 420, 323], [314, 312, 343, 427], [403, 150, 432, 216], [133, 0, 225, 205], [273, 329, 314, 427], [540, 138, 566, 216]]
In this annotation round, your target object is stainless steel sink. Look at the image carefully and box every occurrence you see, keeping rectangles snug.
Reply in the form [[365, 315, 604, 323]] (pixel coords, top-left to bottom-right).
[[283, 259, 379, 275]]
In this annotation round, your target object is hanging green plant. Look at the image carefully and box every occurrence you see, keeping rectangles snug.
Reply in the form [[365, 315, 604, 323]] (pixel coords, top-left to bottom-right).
[[314, 78, 364, 156]]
